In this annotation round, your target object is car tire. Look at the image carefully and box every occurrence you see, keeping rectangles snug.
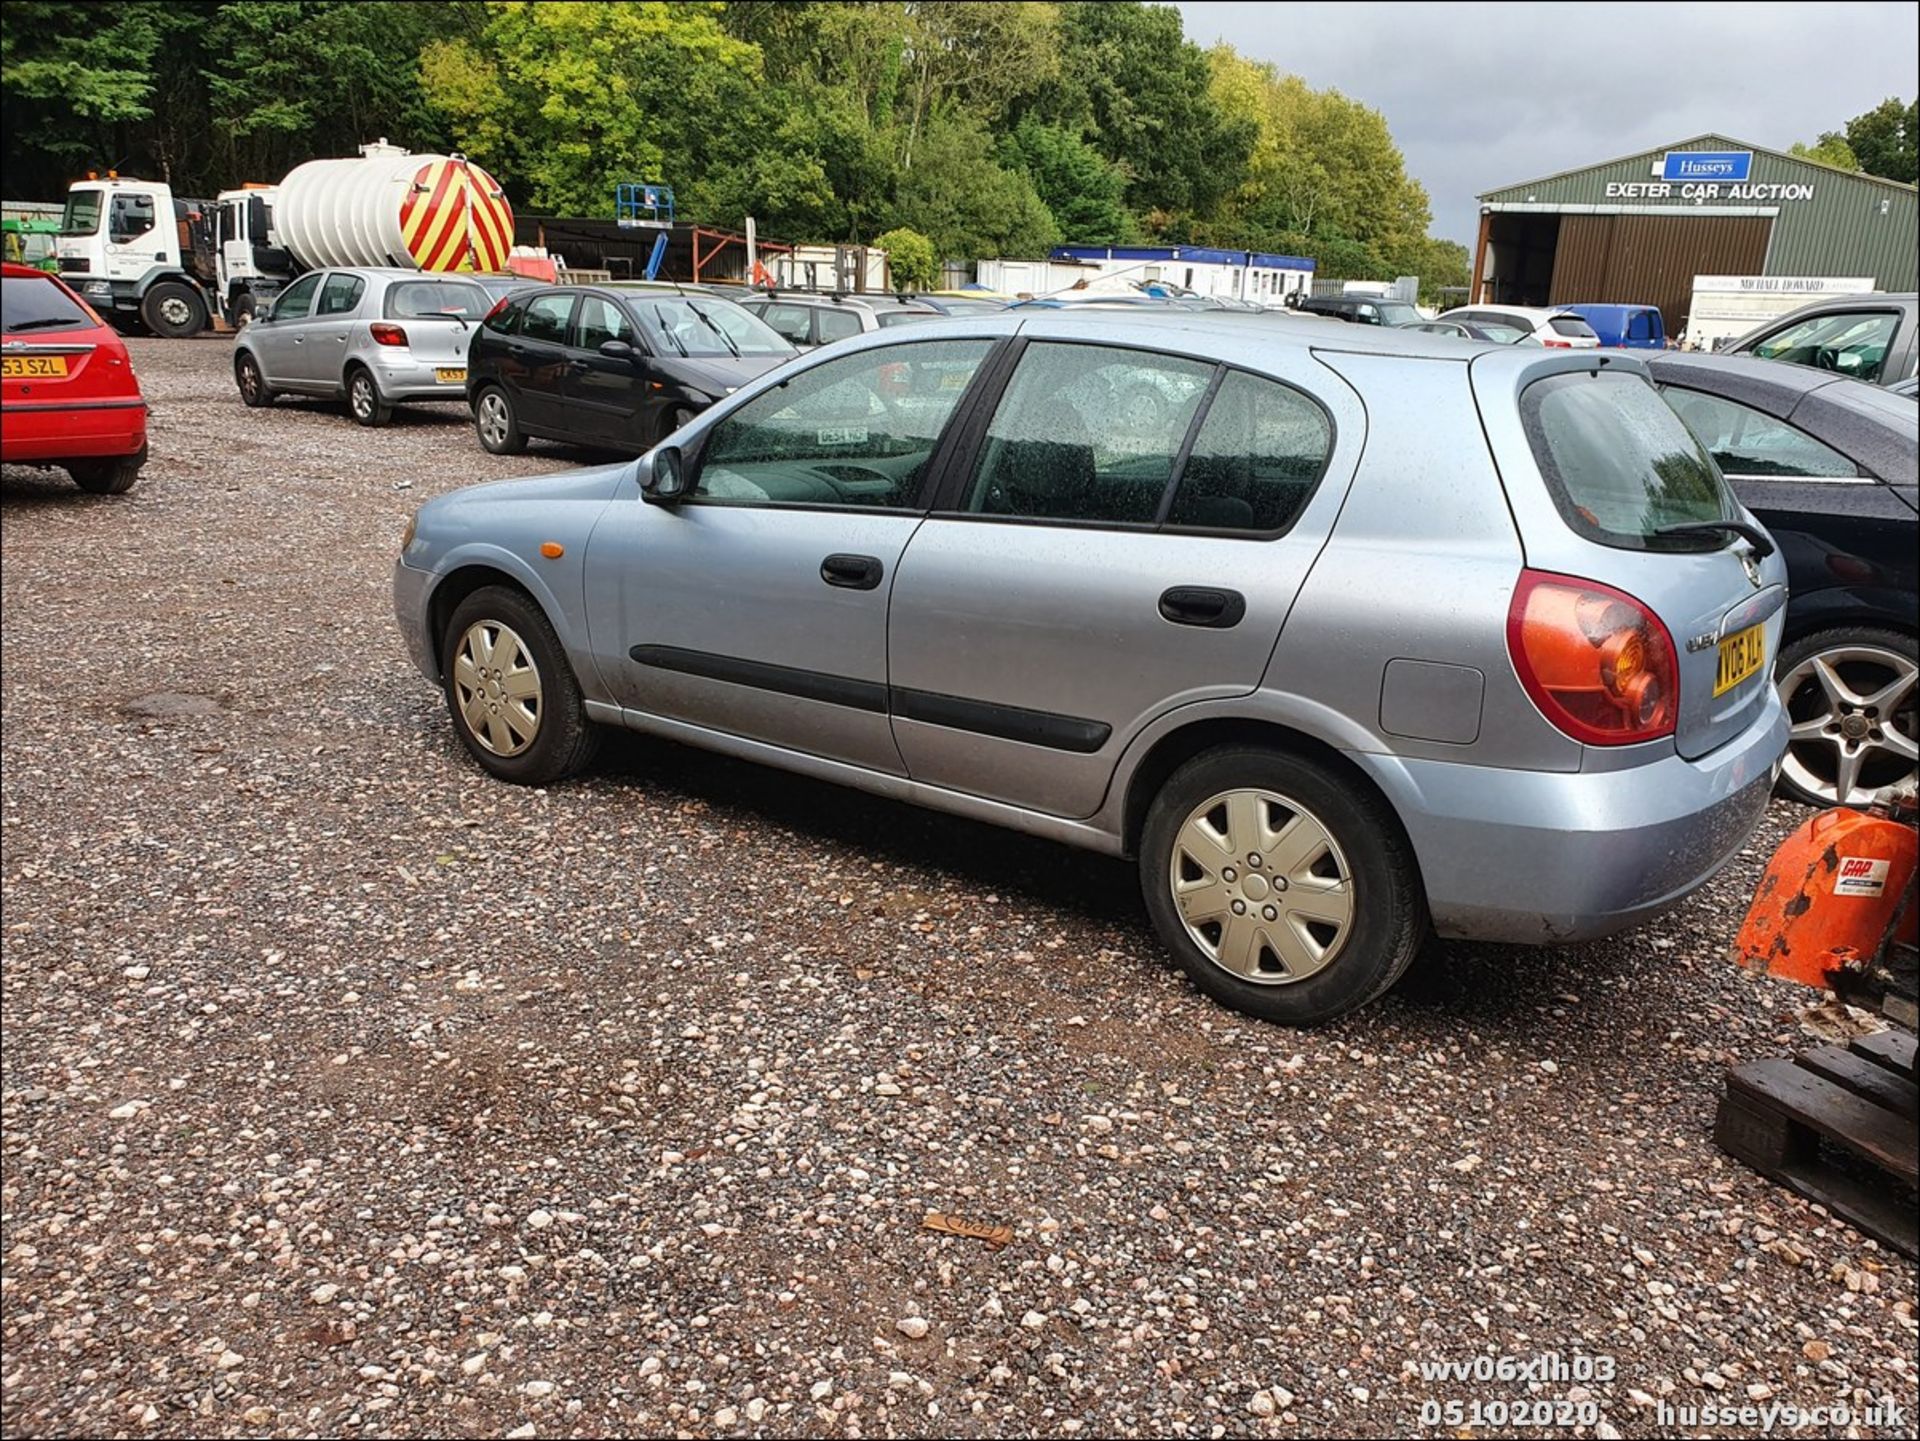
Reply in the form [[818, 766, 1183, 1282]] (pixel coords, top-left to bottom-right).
[[442, 585, 599, 785], [140, 280, 208, 339], [230, 293, 257, 330], [474, 385, 525, 454], [68, 446, 147, 496], [1774, 626, 1918, 807], [347, 366, 391, 428], [1139, 745, 1426, 1025], [234, 350, 274, 407]]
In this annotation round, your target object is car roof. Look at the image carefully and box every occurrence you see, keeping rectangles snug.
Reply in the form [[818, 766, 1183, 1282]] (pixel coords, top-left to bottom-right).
[[1442, 304, 1574, 323], [1560, 302, 1657, 316], [1646, 351, 1918, 482]]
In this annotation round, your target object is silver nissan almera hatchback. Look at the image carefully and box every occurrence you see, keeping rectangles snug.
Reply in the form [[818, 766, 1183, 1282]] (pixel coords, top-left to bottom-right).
[[395, 311, 1788, 1025]]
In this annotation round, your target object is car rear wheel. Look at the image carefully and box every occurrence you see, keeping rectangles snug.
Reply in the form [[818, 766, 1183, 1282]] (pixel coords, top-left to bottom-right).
[[347, 367, 391, 428], [1775, 627, 1918, 807], [140, 280, 208, 339], [441, 585, 598, 785], [235, 351, 274, 407], [474, 386, 525, 454], [68, 447, 147, 496], [1140, 746, 1426, 1025]]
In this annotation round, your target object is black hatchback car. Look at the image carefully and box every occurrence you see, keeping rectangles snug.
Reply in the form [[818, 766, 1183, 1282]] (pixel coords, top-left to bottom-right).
[[467, 284, 798, 456], [1647, 351, 1917, 807]]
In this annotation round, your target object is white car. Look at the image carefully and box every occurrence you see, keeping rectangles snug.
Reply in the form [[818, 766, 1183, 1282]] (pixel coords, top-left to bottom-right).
[[1437, 305, 1600, 350]]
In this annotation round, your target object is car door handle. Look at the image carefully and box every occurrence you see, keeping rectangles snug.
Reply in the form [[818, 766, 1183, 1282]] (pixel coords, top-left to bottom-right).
[[1159, 586, 1246, 628], [568, 357, 590, 370], [821, 554, 884, 590]]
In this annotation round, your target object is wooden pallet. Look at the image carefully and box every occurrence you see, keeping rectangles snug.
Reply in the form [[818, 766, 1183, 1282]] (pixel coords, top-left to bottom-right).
[[1715, 1030, 1918, 1260]]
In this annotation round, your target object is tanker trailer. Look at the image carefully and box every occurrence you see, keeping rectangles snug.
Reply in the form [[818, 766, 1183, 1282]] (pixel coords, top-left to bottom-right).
[[271, 140, 515, 276]]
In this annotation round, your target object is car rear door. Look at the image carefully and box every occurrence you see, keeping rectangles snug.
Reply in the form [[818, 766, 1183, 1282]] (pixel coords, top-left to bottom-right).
[[1471, 353, 1788, 761], [500, 290, 576, 431], [885, 332, 1365, 819]]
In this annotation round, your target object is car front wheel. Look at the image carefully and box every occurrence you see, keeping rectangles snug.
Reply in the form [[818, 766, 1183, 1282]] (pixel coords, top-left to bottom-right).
[[235, 351, 273, 407], [1139, 746, 1426, 1025], [1775, 626, 1918, 806], [441, 585, 599, 785]]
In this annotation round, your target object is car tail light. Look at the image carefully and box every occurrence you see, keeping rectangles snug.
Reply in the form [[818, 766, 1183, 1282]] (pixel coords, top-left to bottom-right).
[[1507, 569, 1678, 745], [370, 322, 408, 347], [484, 297, 511, 322], [1542, 338, 1572, 348]]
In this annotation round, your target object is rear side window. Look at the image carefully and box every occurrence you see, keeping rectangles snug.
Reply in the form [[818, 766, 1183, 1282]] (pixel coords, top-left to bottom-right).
[[386, 280, 489, 321], [2, 274, 94, 332], [1660, 387, 1859, 479], [1626, 311, 1652, 341], [816, 308, 862, 343], [1520, 370, 1733, 552], [518, 292, 576, 344], [961, 342, 1212, 525], [1549, 316, 1598, 339], [1165, 371, 1333, 533], [483, 296, 525, 335], [317, 273, 365, 316]]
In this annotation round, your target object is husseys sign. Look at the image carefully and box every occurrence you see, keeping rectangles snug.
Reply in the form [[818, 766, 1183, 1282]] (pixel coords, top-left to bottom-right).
[[1605, 151, 1814, 204]]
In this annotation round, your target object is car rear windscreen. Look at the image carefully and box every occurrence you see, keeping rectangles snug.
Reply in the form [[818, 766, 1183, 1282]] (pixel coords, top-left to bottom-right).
[[1549, 316, 1599, 339], [386, 280, 490, 320], [2, 275, 94, 332], [1520, 370, 1735, 552]]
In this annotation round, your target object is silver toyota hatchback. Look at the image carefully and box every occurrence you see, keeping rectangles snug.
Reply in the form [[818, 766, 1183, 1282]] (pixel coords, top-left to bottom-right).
[[394, 312, 1790, 1025], [234, 269, 491, 426]]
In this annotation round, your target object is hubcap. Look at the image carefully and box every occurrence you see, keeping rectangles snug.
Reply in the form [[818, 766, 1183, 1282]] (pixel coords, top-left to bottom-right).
[[453, 621, 542, 757], [160, 296, 191, 326], [479, 394, 507, 446], [1170, 788, 1355, 984], [353, 378, 373, 416], [1779, 644, 1918, 804]]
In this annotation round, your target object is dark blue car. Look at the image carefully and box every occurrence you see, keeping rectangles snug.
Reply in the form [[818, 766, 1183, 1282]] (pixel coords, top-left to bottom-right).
[[1560, 303, 1666, 349]]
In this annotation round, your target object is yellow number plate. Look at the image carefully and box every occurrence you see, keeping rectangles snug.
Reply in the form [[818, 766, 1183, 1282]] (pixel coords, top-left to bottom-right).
[[1714, 622, 1767, 696], [435, 367, 466, 384], [2, 355, 69, 378]]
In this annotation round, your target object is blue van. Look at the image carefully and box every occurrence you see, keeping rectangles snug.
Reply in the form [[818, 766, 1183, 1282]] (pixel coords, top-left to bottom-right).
[[1560, 303, 1665, 349]]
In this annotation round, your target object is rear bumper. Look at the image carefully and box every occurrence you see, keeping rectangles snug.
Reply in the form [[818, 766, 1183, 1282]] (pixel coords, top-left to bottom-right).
[[368, 355, 468, 404], [1, 398, 148, 462], [1352, 691, 1787, 944]]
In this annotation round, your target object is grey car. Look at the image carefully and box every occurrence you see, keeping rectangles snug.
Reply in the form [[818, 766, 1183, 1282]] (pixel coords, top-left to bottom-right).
[[233, 268, 492, 426], [1727, 291, 1918, 388], [736, 291, 945, 348], [394, 313, 1789, 1025]]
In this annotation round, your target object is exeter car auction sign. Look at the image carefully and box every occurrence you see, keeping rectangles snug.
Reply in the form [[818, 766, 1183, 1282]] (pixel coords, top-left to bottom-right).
[[1606, 150, 1818, 204]]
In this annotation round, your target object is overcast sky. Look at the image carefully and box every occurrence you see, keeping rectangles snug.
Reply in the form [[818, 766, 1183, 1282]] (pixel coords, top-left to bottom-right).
[[1175, 1, 1920, 247]]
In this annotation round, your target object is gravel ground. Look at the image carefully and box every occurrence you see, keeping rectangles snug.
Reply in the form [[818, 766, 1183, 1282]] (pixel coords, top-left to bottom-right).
[[3, 337, 1914, 1440]]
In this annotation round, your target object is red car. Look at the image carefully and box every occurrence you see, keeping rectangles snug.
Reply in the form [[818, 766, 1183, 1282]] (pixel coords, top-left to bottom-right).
[[1, 261, 148, 493]]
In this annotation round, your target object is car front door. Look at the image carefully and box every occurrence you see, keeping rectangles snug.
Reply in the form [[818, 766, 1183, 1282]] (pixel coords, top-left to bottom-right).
[[582, 336, 1000, 773], [886, 336, 1362, 818], [248, 271, 322, 388], [503, 290, 578, 432], [565, 292, 652, 449]]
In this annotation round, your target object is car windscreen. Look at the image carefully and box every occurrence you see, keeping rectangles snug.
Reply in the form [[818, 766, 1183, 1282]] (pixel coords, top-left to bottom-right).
[[385, 280, 490, 320], [1520, 370, 1734, 552], [2, 274, 95, 332], [60, 189, 103, 236], [629, 297, 792, 357], [1549, 316, 1599, 339]]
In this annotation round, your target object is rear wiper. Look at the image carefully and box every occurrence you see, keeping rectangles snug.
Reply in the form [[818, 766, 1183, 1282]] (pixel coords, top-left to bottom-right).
[[6, 318, 82, 332], [1656, 520, 1775, 559]]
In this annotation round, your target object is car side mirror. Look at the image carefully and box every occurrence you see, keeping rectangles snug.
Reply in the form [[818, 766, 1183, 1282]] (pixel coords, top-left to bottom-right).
[[640, 445, 686, 505], [599, 339, 636, 361]]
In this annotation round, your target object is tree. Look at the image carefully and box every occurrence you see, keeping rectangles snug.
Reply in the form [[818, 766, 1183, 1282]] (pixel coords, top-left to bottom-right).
[[422, 2, 763, 215], [1789, 134, 1861, 171], [875, 226, 937, 289], [1843, 97, 1917, 184], [888, 110, 1059, 258], [995, 119, 1135, 244]]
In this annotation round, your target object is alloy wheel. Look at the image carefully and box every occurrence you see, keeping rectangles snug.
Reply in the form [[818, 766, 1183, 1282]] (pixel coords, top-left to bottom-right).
[[238, 359, 260, 402], [452, 620, 543, 757], [351, 375, 375, 420], [478, 392, 509, 448], [1169, 788, 1355, 983], [1779, 644, 1919, 804]]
